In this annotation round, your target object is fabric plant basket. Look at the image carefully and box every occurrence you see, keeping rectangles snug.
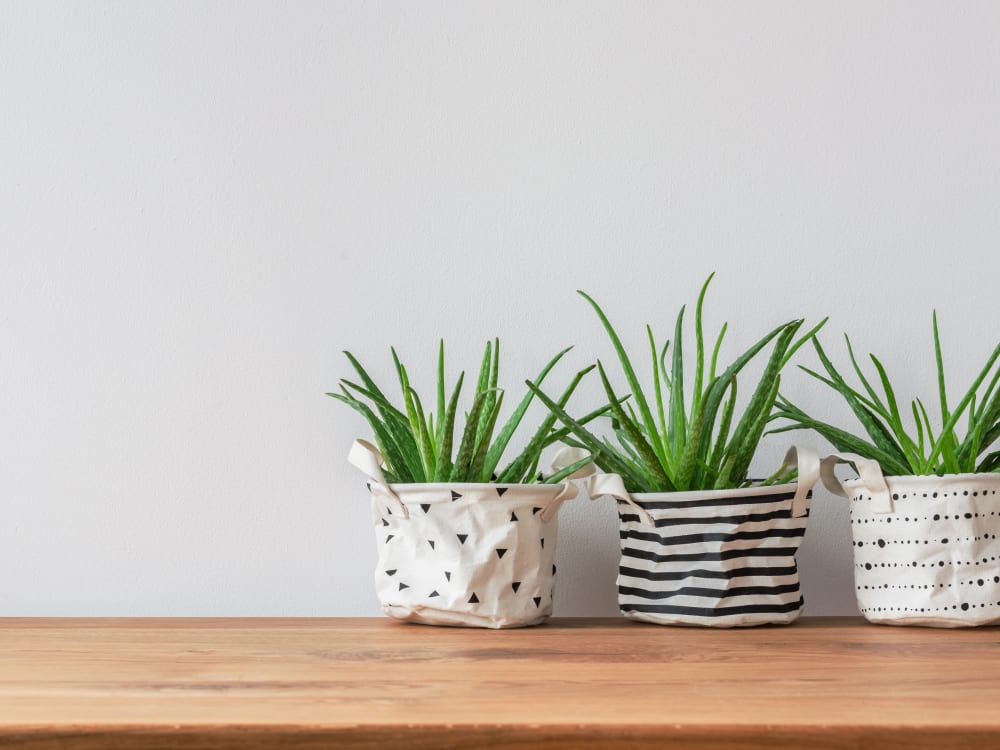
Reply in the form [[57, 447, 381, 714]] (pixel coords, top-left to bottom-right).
[[348, 440, 580, 629], [822, 452, 1000, 627], [587, 447, 820, 627]]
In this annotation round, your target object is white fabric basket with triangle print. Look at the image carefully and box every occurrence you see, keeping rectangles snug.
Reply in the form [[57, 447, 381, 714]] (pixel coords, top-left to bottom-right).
[[822, 452, 1000, 627], [587, 447, 820, 627], [349, 440, 582, 629]]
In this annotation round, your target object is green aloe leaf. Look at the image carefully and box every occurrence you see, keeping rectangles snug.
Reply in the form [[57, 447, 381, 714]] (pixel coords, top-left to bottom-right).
[[524, 380, 650, 491], [924, 339, 1000, 471], [333, 342, 590, 486], [596, 361, 673, 491], [434, 371, 464, 482], [329, 391, 417, 481], [499, 363, 597, 483], [691, 273, 713, 419], [407, 387, 435, 480], [475, 339, 500, 452], [693, 319, 796, 469], [775, 314, 1000, 477], [450, 388, 494, 482], [468, 392, 505, 482], [706, 378, 737, 484], [805, 338, 910, 469], [977, 450, 1000, 473], [649, 325, 669, 463], [435, 340, 446, 442], [869, 354, 920, 466], [709, 322, 727, 382], [675, 399, 705, 490], [553, 278, 820, 492], [578, 290, 663, 464], [668, 305, 687, 460], [729, 373, 782, 485], [844, 335, 886, 415], [483, 347, 573, 481]]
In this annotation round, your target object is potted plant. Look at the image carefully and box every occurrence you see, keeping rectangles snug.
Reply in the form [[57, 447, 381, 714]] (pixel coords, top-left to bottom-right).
[[774, 313, 1000, 627], [529, 275, 824, 627], [330, 340, 602, 628]]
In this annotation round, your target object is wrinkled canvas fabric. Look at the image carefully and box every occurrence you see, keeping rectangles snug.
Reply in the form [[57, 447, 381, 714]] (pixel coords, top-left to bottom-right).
[[823, 453, 1000, 627], [369, 482, 574, 628], [589, 446, 819, 628], [349, 440, 579, 628]]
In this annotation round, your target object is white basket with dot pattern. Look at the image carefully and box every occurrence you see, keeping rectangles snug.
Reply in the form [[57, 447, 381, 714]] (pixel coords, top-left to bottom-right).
[[348, 440, 580, 628], [822, 452, 1000, 627]]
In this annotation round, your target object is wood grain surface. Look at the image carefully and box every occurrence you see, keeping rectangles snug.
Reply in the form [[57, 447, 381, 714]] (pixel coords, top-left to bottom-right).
[[1, 617, 999, 749]]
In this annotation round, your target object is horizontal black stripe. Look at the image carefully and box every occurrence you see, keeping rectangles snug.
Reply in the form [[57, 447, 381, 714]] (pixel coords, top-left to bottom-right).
[[619, 565, 799, 582], [621, 527, 806, 546], [633, 491, 798, 510], [619, 508, 802, 528], [619, 583, 801, 600], [621, 597, 804, 618], [622, 546, 800, 564]]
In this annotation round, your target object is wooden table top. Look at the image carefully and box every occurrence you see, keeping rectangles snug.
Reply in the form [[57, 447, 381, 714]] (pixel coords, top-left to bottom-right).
[[1, 616, 999, 749]]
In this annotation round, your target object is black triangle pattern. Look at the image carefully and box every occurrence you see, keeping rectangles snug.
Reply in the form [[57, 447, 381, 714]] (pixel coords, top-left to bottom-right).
[[380, 494, 560, 619]]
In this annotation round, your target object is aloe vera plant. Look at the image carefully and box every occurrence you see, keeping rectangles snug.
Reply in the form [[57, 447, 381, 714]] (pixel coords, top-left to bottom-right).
[[329, 340, 603, 484], [773, 313, 1000, 476], [528, 275, 825, 493]]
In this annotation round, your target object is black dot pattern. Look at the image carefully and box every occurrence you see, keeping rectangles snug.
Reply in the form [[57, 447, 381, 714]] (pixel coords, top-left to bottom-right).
[[617, 482, 810, 627], [847, 476, 1000, 626], [370, 483, 563, 628]]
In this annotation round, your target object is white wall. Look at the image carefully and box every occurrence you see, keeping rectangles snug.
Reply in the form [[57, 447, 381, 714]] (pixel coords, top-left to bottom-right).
[[3, 1, 999, 616]]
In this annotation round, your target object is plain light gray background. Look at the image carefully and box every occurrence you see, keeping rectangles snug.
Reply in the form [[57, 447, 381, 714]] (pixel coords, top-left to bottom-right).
[[3, 2, 999, 616]]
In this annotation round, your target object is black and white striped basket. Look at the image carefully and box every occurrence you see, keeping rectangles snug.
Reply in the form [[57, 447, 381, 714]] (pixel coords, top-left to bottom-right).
[[822, 452, 1000, 627], [588, 446, 819, 627]]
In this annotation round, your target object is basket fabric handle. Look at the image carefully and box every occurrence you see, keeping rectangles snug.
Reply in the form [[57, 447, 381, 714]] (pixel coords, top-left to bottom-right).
[[548, 446, 598, 480], [346, 439, 581, 522], [783, 445, 820, 518], [348, 439, 409, 519], [543, 446, 597, 522], [819, 451, 893, 514], [583, 472, 656, 526], [584, 444, 820, 525]]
